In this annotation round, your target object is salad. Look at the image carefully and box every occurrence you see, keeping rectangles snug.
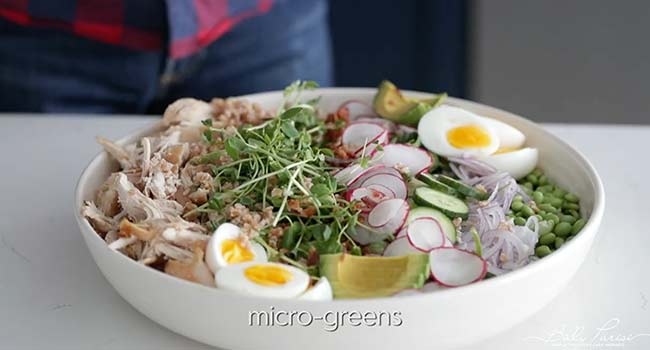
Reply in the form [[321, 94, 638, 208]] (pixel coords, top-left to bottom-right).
[[81, 80, 585, 300]]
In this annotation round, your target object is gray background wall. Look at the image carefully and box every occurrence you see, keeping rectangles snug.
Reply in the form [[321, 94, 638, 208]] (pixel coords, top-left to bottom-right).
[[470, 0, 650, 124]]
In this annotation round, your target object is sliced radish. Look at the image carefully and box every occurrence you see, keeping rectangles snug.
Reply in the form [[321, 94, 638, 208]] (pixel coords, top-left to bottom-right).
[[371, 144, 433, 176], [352, 117, 396, 132], [392, 288, 422, 297], [367, 198, 409, 234], [357, 173, 407, 199], [366, 183, 396, 199], [341, 123, 388, 155], [429, 248, 487, 287], [406, 218, 447, 252], [345, 187, 386, 206], [395, 226, 408, 239], [337, 100, 376, 120], [348, 166, 402, 189], [334, 163, 384, 185], [383, 237, 421, 256], [350, 224, 390, 245]]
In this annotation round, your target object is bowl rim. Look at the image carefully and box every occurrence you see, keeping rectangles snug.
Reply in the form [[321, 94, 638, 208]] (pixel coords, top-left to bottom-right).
[[74, 87, 605, 305]]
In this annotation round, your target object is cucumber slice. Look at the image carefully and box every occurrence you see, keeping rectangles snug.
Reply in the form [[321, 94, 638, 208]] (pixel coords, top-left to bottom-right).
[[408, 207, 457, 243], [416, 173, 459, 197], [413, 187, 469, 219], [436, 175, 489, 200]]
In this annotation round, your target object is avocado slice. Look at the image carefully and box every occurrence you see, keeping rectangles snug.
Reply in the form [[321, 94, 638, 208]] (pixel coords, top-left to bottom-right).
[[373, 80, 447, 125], [319, 253, 429, 299]]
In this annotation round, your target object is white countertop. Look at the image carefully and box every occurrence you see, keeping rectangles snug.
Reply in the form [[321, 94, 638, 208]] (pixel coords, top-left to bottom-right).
[[0, 115, 649, 350]]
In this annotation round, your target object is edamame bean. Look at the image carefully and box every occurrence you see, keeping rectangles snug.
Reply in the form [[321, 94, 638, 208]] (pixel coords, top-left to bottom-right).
[[511, 200, 524, 211], [526, 174, 539, 185], [539, 233, 556, 245], [532, 168, 543, 177], [538, 210, 547, 216], [563, 202, 580, 211], [514, 217, 527, 226], [560, 214, 577, 224], [553, 188, 567, 197], [538, 175, 548, 186], [539, 220, 554, 235], [571, 218, 586, 234], [569, 209, 580, 218], [521, 205, 535, 218], [554, 237, 565, 249], [547, 213, 560, 225], [548, 197, 564, 208], [538, 184, 554, 193], [533, 191, 544, 204], [523, 182, 534, 190], [513, 195, 523, 202], [554, 222, 572, 237], [564, 193, 579, 203], [535, 245, 552, 258], [539, 204, 558, 213]]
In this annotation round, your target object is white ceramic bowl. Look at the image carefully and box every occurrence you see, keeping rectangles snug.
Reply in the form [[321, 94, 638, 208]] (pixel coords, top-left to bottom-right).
[[75, 88, 604, 350]]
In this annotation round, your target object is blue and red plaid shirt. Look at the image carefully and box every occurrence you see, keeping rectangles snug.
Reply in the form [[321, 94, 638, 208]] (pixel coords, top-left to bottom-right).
[[0, 0, 273, 58]]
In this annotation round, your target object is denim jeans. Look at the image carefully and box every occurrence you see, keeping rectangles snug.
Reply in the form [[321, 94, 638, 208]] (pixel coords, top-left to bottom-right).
[[0, 0, 333, 113]]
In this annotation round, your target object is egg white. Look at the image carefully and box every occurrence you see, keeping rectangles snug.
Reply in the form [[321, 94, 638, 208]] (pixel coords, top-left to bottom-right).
[[418, 105, 500, 157], [299, 277, 333, 301], [215, 262, 310, 299], [478, 147, 539, 180], [205, 223, 267, 273], [481, 117, 526, 150]]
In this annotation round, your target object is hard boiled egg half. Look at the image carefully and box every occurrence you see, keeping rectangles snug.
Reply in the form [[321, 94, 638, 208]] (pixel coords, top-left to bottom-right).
[[205, 223, 267, 273], [418, 105, 537, 179], [216, 262, 310, 299]]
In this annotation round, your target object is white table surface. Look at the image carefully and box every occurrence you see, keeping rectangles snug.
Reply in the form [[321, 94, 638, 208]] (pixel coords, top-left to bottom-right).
[[0, 115, 649, 350]]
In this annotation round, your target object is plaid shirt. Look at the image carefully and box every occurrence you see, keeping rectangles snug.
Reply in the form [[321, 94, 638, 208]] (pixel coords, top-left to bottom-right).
[[0, 0, 273, 58]]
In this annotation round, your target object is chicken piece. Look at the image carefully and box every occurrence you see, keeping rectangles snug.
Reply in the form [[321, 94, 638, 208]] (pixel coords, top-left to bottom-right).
[[161, 98, 214, 127], [81, 201, 116, 235], [95, 173, 121, 216], [96, 136, 136, 169], [119, 218, 156, 241], [163, 143, 189, 166], [164, 246, 215, 287], [114, 173, 182, 221]]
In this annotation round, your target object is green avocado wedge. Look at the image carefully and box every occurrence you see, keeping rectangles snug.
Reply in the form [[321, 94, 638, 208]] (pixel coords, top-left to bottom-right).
[[319, 253, 429, 299], [373, 80, 447, 125]]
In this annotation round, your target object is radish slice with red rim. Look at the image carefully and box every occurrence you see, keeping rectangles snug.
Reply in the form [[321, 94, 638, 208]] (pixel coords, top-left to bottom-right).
[[345, 187, 387, 208], [383, 237, 421, 256], [395, 226, 407, 239], [350, 224, 390, 245], [421, 282, 446, 293], [334, 163, 384, 185], [360, 174, 407, 199], [337, 100, 377, 120], [429, 248, 487, 287], [367, 198, 409, 234], [366, 183, 396, 199], [371, 144, 433, 176], [352, 117, 396, 132], [348, 166, 402, 189], [342, 123, 388, 155], [406, 218, 447, 252]]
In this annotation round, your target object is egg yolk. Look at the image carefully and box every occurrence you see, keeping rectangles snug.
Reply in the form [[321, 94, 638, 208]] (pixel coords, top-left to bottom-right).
[[244, 265, 293, 286], [221, 239, 255, 264], [447, 125, 491, 149]]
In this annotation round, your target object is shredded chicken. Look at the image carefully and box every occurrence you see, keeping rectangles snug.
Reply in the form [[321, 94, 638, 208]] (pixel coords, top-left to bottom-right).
[[164, 246, 215, 287]]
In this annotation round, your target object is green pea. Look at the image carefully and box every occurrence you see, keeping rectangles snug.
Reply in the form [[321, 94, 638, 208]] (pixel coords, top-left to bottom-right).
[[572, 218, 586, 234], [514, 217, 527, 226], [539, 204, 557, 213], [560, 214, 577, 224], [554, 237, 565, 249], [526, 174, 539, 185], [532, 191, 544, 204], [511, 200, 524, 211], [563, 202, 580, 211], [547, 213, 560, 225], [521, 205, 535, 218], [538, 175, 548, 186], [535, 245, 552, 258], [539, 220, 554, 235], [548, 197, 564, 208], [554, 222, 573, 237], [569, 209, 580, 218], [564, 193, 579, 203], [539, 233, 556, 245]]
